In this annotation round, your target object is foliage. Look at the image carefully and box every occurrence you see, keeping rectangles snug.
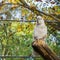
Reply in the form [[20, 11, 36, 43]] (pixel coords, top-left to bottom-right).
[[0, 21, 60, 60]]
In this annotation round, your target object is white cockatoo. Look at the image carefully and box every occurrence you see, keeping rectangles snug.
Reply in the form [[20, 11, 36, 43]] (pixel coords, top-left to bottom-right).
[[32, 16, 47, 57], [34, 16, 47, 41]]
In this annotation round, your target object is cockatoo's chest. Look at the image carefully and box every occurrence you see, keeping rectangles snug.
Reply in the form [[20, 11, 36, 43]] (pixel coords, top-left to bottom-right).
[[34, 25, 47, 39]]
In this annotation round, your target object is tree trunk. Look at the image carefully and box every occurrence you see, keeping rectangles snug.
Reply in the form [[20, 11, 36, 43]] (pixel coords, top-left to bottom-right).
[[32, 40, 60, 60]]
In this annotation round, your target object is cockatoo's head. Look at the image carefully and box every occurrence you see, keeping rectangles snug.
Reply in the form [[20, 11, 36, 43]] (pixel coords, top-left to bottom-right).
[[36, 16, 44, 25]]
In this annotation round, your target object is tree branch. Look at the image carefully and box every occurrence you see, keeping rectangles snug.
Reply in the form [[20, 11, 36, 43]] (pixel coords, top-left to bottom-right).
[[0, 1, 60, 22], [32, 40, 60, 60], [20, 0, 60, 22]]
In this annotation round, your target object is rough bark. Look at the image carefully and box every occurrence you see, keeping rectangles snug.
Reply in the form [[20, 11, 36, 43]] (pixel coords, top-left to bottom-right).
[[32, 40, 60, 60]]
